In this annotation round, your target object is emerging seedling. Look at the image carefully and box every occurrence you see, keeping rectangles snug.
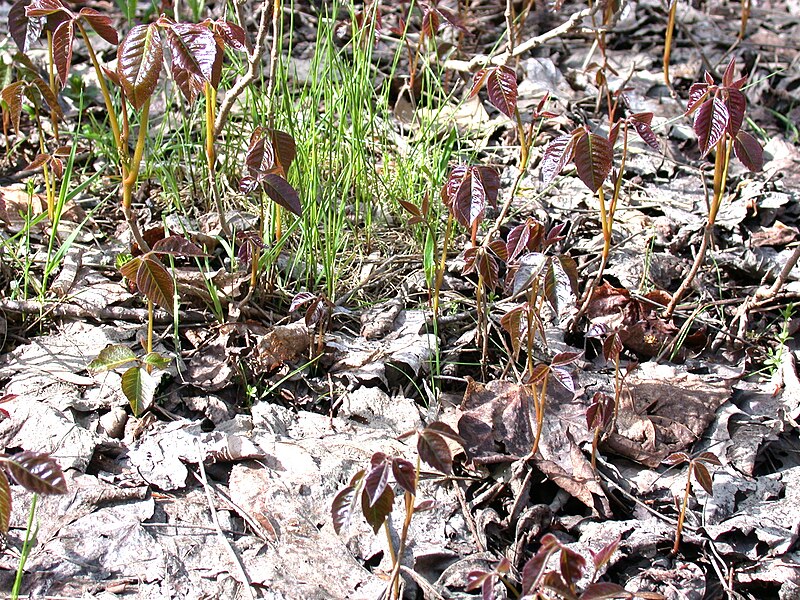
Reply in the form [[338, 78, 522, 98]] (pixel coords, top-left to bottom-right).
[[665, 58, 763, 317], [663, 451, 721, 555], [332, 422, 463, 600]]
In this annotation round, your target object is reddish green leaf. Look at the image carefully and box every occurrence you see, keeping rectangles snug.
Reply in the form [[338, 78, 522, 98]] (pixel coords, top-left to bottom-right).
[[733, 130, 763, 172], [9, 0, 44, 53], [391, 458, 416, 496], [151, 235, 206, 256], [52, 19, 74, 88], [521, 540, 559, 594], [31, 76, 63, 117], [582, 582, 632, 599], [693, 96, 729, 156], [78, 8, 118, 46], [0, 470, 11, 534], [25, 0, 67, 17], [506, 220, 538, 262], [540, 133, 578, 185], [331, 469, 365, 534], [696, 452, 722, 466], [121, 365, 157, 416], [272, 130, 297, 176], [469, 68, 491, 99], [501, 305, 525, 356], [1, 82, 26, 133], [551, 351, 581, 367], [693, 461, 714, 495], [2, 451, 67, 494], [136, 256, 174, 312], [602, 333, 623, 362], [164, 23, 217, 102], [592, 536, 620, 571], [574, 132, 613, 192], [421, 8, 440, 38], [663, 452, 690, 465], [488, 239, 508, 262], [448, 166, 500, 230], [559, 545, 587, 585], [417, 429, 453, 474], [262, 174, 302, 217], [486, 65, 518, 119], [528, 362, 550, 385], [141, 352, 171, 369], [87, 343, 138, 372], [118, 23, 163, 111], [360, 483, 394, 533]]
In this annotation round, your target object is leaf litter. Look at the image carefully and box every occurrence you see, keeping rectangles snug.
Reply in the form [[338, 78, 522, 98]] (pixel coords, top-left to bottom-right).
[[1, 0, 800, 598]]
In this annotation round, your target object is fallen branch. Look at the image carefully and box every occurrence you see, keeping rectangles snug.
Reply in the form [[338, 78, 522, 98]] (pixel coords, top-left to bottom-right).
[[443, 4, 600, 73], [0, 299, 207, 324]]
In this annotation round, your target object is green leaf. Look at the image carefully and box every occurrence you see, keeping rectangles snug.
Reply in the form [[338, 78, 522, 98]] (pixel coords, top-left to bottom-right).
[[118, 23, 163, 110], [141, 352, 172, 370], [1, 451, 67, 495], [0, 470, 11, 534], [87, 343, 138, 373], [121, 365, 158, 416]]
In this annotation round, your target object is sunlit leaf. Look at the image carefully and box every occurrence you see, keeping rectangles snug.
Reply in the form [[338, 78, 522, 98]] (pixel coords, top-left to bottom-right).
[[262, 174, 302, 217], [685, 82, 709, 115], [121, 365, 158, 416], [364, 456, 391, 508], [272, 130, 297, 176], [417, 429, 453, 474], [693, 96, 729, 156], [25, 0, 67, 17], [551, 351, 581, 367], [581, 582, 632, 599], [87, 343, 138, 373], [208, 19, 247, 52], [135, 256, 174, 313], [0, 470, 11, 534], [541, 134, 578, 185], [469, 68, 491, 99], [244, 127, 274, 175], [696, 452, 722, 466], [486, 65, 518, 119], [663, 452, 690, 465], [733, 130, 763, 172], [164, 22, 217, 101], [574, 132, 613, 192], [592, 536, 620, 571], [118, 23, 163, 110], [559, 545, 587, 585], [141, 352, 172, 369], [550, 366, 575, 394], [78, 8, 118, 45], [426, 421, 465, 445], [2, 451, 67, 495], [630, 113, 660, 151], [9, 0, 44, 53], [1, 82, 26, 134], [289, 291, 316, 313], [360, 483, 394, 533], [52, 19, 74, 87], [331, 469, 365, 534]]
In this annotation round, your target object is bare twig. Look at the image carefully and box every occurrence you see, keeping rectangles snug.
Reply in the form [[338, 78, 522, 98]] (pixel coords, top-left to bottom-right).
[[443, 4, 600, 73], [0, 299, 207, 323], [214, 1, 272, 138]]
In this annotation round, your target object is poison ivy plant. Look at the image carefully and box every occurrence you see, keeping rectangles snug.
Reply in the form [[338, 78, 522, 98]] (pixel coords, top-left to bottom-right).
[[0, 450, 68, 536]]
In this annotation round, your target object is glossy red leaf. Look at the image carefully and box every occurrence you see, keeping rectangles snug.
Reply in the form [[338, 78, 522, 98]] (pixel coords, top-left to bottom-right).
[[164, 22, 218, 101], [1, 82, 25, 133], [78, 8, 118, 45], [602, 332, 623, 362], [686, 82, 709, 115], [417, 429, 453, 474], [721, 56, 737, 87], [364, 458, 391, 507], [693, 461, 714, 495], [574, 132, 613, 192], [331, 469, 365, 534], [23, 153, 50, 171], [724, 88, 746, 136], [2, 451, 67, 495], [733, 130, 763, 172], [448, 166, 500, 230], [506, 220, 536, 262], [486, 65, 518, 119], [9, 0, 44, 53], [593, 536, 620, 571], [693, 96, 729, 156], [663, 452, 690, 465], [272, 129, 297, 176], [245, 127, 275, 176], [551, 351, 581, 367], [360, 483, 394, 533], [630, 113, 660, 151], [500, 305, 525, 356], [488, 239, 508, 262], [587, 392, 613, 429], [31, 76, 63, 117], [550, 366, 576, 394], [52, 19, 74, 88], [391, 458, 416, 496], [262, 174, 302, 217], [540, 133, 578, 185], [421, 8, 440, 37], [118, 23, 163, 110], [469, 68, 491, 99], [289, 291, 316, 313], [207, 19, 247, 52], [696, 452, 722, 466]]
